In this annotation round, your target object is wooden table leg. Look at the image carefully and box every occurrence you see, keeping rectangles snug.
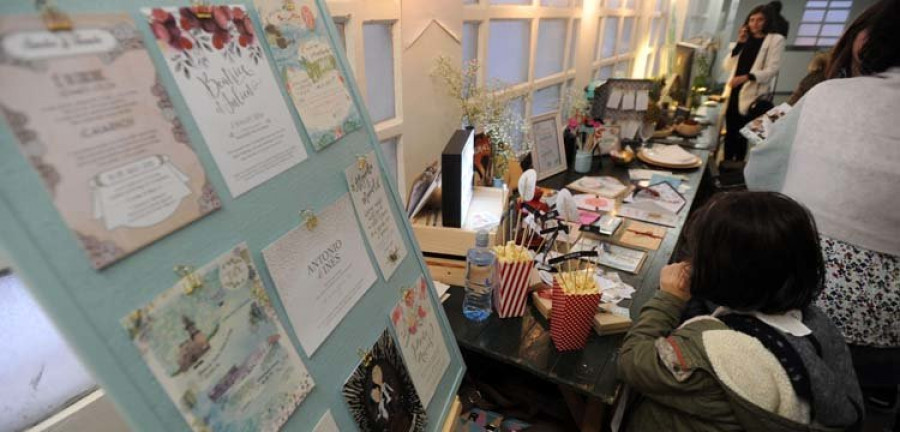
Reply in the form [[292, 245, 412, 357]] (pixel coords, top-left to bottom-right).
[[558, 386, 607, 432]]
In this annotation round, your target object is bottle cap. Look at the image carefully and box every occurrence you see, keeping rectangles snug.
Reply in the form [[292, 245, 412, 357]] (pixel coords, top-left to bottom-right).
[[475, 229, 490, 247]]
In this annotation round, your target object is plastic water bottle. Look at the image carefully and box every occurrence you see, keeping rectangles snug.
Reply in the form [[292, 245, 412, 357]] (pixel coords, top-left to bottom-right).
[[463, 230, 497, 322]]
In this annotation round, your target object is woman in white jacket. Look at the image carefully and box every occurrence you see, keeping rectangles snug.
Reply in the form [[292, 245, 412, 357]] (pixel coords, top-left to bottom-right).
[[722, 5, 784, 162]]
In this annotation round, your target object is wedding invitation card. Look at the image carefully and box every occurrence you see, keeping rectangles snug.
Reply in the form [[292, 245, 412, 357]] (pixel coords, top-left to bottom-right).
[[0, 14, 220, 269], [389, 276, 450, 406], [144, 6, 308, 197], [255, 0, 362, 151], [123, 244, 314, 432], [343, 329, 427, 432], [262, 194, 377, 355], [345, 151, 408, 279]]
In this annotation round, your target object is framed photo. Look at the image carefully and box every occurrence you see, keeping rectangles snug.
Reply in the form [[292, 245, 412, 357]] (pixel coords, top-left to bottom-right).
[[530, 112, 567, 180]]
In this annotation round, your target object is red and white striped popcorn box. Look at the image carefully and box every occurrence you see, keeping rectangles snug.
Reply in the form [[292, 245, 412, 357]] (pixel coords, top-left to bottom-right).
[[493, 260, 534, 318], [550, 277, 602, 351]]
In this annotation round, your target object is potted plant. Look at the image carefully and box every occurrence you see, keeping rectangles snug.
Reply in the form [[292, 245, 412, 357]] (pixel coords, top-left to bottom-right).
[[434, 56, 532, 186]]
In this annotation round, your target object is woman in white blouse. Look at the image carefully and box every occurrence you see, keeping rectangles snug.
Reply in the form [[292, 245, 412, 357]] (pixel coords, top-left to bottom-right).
[[721, 5, 784, 162]]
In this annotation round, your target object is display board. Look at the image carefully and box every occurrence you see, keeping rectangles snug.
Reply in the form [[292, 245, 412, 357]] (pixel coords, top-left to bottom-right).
[[0, 1, 464, 431]]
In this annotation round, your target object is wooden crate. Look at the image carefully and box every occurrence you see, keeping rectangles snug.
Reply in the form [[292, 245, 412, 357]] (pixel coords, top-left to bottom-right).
[[413, 186, 508, 285]]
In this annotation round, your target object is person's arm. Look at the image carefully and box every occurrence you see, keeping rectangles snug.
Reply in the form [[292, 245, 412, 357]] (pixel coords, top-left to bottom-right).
[[751, 34, 785, 84], [619, 264, 703, 393], [744, 98, 804, 192]]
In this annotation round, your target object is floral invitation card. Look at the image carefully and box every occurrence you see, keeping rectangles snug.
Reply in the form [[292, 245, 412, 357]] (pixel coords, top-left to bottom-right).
[[389, 276, 450, 406], [343, 329, 427, 431], [144, 6, 308, 197], [123, 243, 314, 432], [345, 151, 408, 280], [0, 14, 221, 269], [255, 0, 361, 151]]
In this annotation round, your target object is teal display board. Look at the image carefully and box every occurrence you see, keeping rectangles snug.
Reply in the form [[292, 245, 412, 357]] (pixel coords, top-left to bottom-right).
[[0, 1, 464, 430]]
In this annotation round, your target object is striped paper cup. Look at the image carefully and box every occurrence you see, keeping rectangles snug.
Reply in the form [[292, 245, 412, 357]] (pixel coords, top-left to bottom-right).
[[493, 259, 534, 318], [550, 277, 601, 351]]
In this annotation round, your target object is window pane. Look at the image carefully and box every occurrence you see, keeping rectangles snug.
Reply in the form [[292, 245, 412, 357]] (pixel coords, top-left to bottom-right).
[[600, 18, 618, 59], [820, 24, 844, 37], [795, 36, 818, 46], [801, 9, 825, 22], [653, 49, 662, 76], [463, 22, 479, 66], [595, 65, 613, 80], [542, 0, 571, 6], [568, 19, 580, 69], [817, 37, 839, 46], [380, 137, 399, 187], [825, 9, 849, 23], [488, 20, 531, 84], [536, 19, 567, 79], [562, 78, 576, 118], [363, 22, 396, 123], [333, 19, 347, 53], [798, 23, 821, 36], [507, 97, 526, 151], [534, 84, 562, 116], [625, 0, 637, 9], [829, 1, 852, 7], [491, 0, 530, 4], [806, 1, 829, 7], [606, 0, 621, 9], [614, 61, 629, 77], [1, 273, 97, 431], [619, 17, 634, 55]]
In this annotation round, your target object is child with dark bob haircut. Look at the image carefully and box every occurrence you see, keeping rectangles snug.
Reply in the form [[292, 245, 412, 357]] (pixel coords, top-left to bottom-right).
[[617, 192, 864, 432]]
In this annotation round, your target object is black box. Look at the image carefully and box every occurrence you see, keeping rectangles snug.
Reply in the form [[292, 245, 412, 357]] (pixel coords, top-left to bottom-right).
[[441, 129, 475, 228]]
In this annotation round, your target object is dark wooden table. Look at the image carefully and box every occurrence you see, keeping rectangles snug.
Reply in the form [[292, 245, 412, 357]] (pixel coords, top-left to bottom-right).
[[442, 150, 711, 430]]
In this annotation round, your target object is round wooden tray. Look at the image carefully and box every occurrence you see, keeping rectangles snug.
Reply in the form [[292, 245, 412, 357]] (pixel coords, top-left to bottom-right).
[[637, 148, 703, 169]]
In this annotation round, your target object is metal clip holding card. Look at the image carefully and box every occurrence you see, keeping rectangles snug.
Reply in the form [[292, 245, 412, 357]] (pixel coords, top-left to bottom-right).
[[356, 154, 370, 171], [300, 209, 318, 231], [36, 0, 72, 32], [357, 348, 373, 368], [191, 0, 213, 18], [174, 265, 203, 295]]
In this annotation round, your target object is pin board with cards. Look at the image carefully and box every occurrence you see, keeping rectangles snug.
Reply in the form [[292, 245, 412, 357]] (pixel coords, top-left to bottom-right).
[[0, 1, 463, 431]]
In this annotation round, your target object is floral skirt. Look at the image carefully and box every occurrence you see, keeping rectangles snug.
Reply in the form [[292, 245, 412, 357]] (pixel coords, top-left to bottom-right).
[[816, 236, 900, 347]]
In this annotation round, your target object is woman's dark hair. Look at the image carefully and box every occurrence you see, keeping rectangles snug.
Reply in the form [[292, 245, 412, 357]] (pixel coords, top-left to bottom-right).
[[826, 0, 900, 79], [743, 5, 773, 35], [683, 192, 824, 314]]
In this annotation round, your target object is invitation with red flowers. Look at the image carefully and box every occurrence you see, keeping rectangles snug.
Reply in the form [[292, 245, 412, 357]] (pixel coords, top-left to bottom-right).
[[0, 14, 220, 269], [143, 6, 308, 197], [255, 0, 361, 151], [389, 276, 450, 406]]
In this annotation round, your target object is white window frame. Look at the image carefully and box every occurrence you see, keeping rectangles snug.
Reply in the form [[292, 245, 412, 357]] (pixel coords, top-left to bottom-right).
[[328, 0, 406, 192]]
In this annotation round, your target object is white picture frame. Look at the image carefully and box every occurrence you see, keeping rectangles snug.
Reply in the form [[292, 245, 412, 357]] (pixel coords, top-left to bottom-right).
[[530, 112, 567, 180]]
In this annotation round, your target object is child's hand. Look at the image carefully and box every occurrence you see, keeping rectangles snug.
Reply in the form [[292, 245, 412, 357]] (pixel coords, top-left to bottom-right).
[[660, 262, 691, 300]]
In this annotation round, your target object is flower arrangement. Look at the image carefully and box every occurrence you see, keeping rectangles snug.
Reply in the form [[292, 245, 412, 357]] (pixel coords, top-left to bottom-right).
[[433, 56, 532, 180]]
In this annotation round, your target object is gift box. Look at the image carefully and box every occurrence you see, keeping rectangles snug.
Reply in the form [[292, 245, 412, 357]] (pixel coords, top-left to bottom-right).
[[494, 259, 533, 318], [550, 276, 602, 351]]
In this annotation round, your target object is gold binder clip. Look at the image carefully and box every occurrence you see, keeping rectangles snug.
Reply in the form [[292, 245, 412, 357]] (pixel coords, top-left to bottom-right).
[[191, 0, 213, 19], [357, 348, 373, 368], [356, 154, 371, 171], [174, 265, 204, 294], [301, 209, 318, 231], [36, 0, 72, 32]]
